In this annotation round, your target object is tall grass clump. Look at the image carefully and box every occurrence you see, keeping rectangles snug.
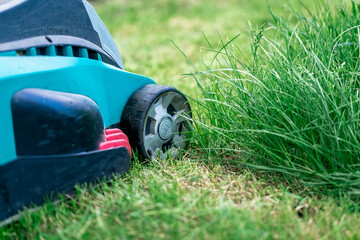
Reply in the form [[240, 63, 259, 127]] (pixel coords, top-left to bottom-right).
[[190, 1, 360, 196]]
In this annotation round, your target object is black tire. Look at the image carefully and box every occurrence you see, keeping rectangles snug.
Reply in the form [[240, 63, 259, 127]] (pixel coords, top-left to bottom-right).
[[120, 84, 192, 160]]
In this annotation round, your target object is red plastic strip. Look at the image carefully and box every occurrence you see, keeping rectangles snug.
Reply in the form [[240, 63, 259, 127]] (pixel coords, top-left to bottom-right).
[[105, 128, 122, 135], [100, 128, 132, 157], [106, 132, 129, 141]]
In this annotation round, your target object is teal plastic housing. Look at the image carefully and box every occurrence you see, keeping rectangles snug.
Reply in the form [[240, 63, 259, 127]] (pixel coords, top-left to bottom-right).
[[0, 56, 155, 166]]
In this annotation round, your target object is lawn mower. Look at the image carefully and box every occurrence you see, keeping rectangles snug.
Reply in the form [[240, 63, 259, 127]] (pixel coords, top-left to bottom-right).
[[0, 0, 191, 222]]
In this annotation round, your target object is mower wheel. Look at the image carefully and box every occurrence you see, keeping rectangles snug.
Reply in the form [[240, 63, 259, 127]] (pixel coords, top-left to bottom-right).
[[120, 84, 191, 160]]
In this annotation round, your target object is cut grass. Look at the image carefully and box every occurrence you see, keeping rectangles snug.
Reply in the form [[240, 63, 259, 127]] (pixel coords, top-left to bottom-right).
[[2, 159, 360, 239], [189, 0, 360, 196]]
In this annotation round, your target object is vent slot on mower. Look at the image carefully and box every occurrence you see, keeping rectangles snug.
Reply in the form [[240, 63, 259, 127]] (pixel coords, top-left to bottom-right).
[[13, 45, 103, 61]]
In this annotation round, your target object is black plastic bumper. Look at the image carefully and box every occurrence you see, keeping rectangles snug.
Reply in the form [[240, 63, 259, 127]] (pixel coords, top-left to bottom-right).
[[0, 147, 129, 222]]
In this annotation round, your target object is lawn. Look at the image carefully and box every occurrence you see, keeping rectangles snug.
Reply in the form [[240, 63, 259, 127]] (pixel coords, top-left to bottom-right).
[[2, 0, 360, 239]]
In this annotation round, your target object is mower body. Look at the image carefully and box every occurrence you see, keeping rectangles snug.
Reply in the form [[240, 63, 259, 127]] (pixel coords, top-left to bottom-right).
[[0, 56, 154, 166], [0, 0, 155, 221]]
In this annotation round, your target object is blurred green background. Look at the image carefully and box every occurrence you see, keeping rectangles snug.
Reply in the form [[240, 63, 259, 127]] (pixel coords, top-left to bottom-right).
[[91, 0, 313, 96]]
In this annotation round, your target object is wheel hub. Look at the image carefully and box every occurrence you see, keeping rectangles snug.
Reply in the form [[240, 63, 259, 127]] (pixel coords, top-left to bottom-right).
[[158, 117, 173, 140]]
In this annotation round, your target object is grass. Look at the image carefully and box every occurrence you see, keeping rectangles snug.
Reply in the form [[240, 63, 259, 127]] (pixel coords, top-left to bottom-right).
[[3, 159, 360, 239], [2, 0, 360, 239], [189, 0, 360, 196]]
